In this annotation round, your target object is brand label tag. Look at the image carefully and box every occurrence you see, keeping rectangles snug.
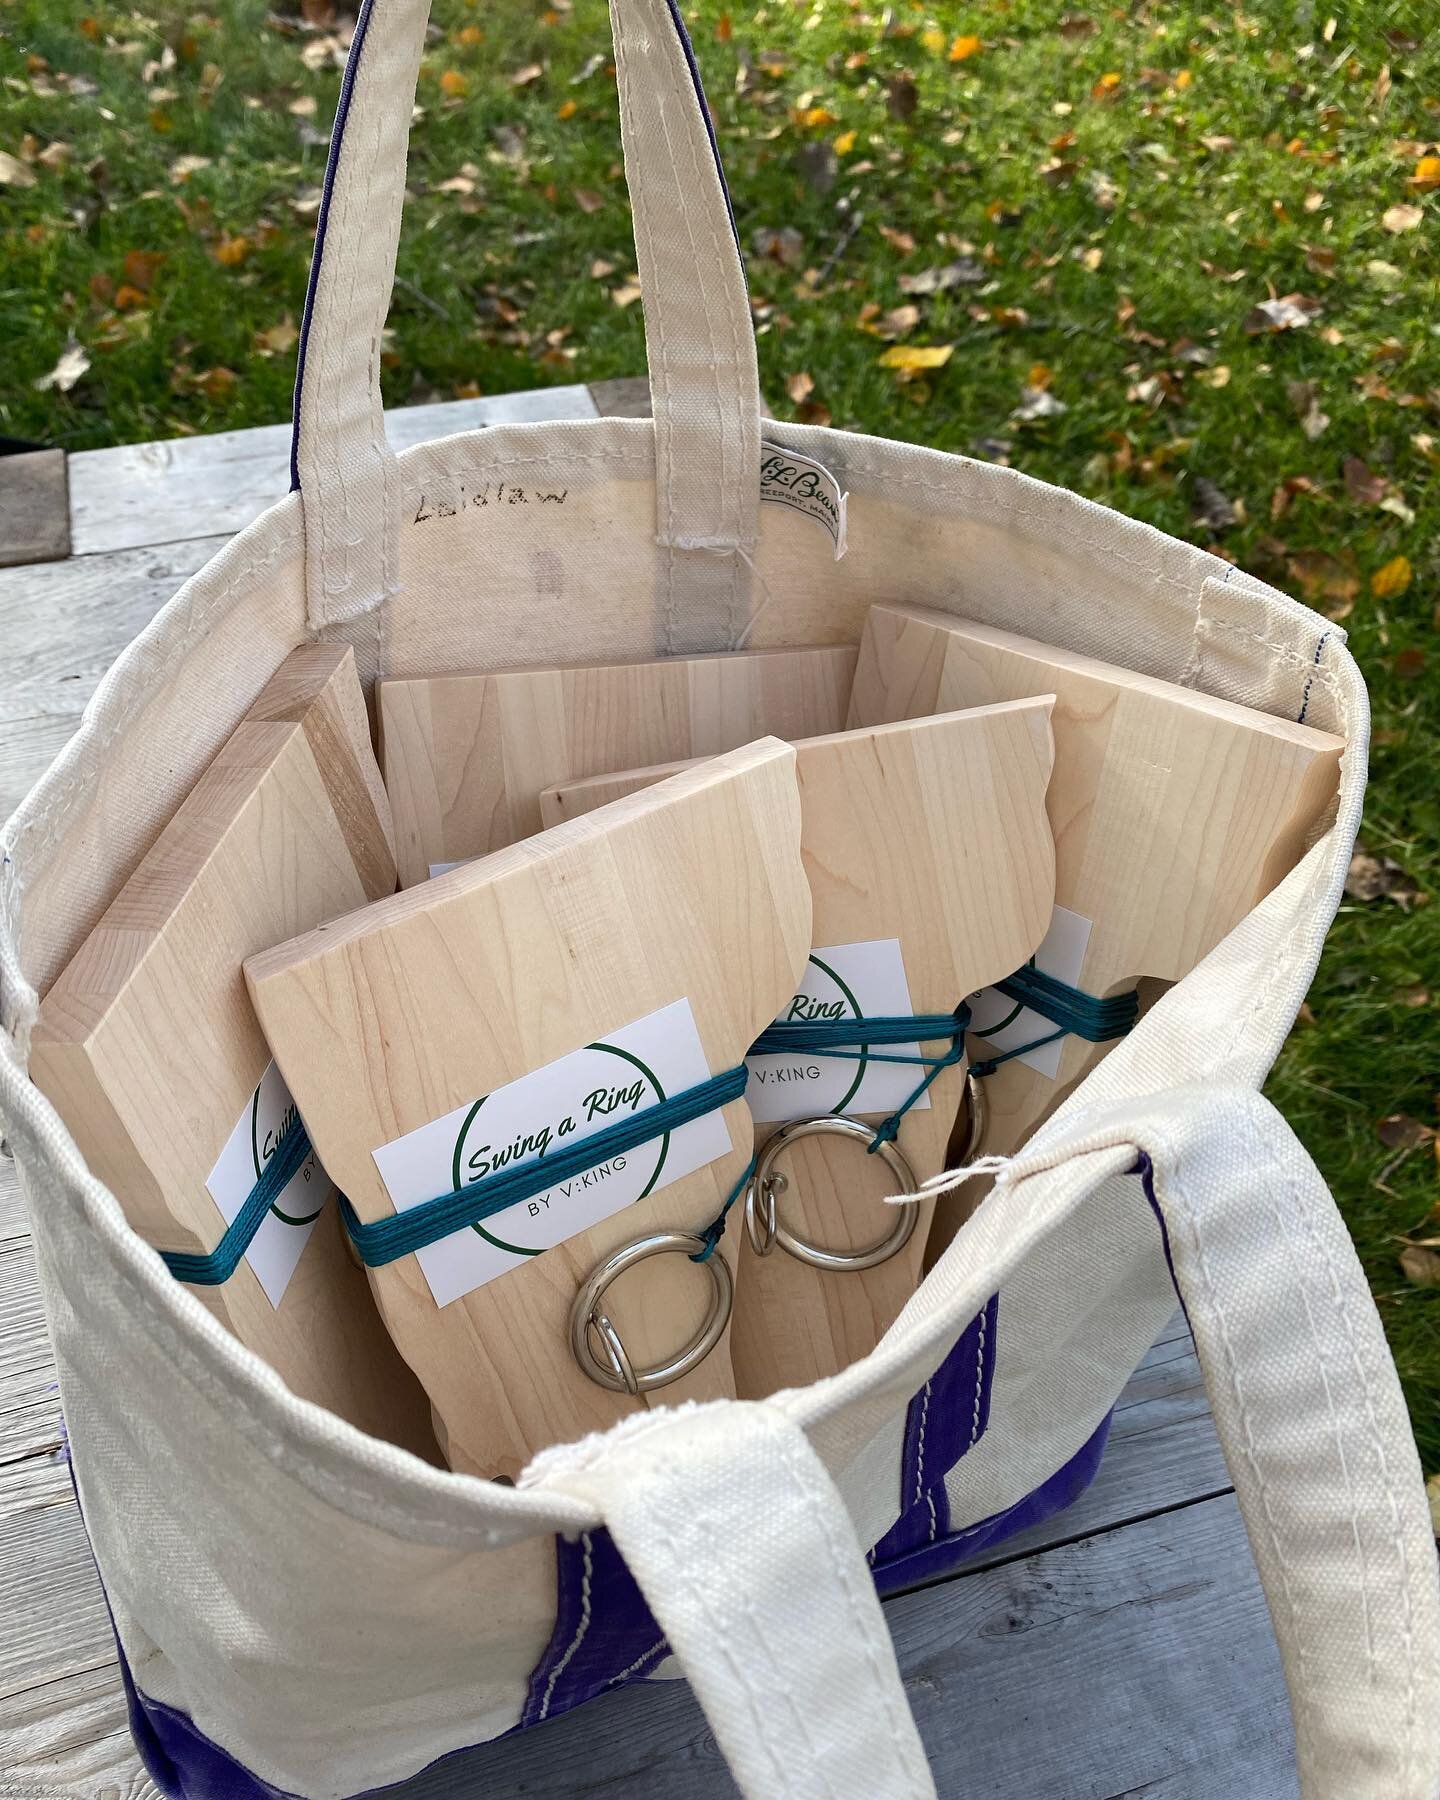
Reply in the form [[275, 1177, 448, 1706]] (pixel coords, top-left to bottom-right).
[[205, 1061, 333, 1306], [759, 440, 848, 558], [371, 998, 731, 1308], [746, 939, 927, 1125], [969, 905, 1093, 1080]]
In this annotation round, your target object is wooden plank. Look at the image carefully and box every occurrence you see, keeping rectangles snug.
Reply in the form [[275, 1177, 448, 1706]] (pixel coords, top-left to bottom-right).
[[0, 449, 71, 568], [68, 388, 601, 557], [246, 740, 813, 1478], [337, 1492, 1291, 1800], [0, 535, 227, 824]]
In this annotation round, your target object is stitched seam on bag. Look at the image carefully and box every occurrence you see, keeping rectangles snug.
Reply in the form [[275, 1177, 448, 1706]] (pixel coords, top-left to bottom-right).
[[537, 1531, 594, 1722], [608, 1635, 667, 1688], [913, 1381, 935, 1542], [1158, 1120, 1318, 1740], [1270, 1163, 1422, 1785], [776, 1422, 926, 1789], [968, 1304, 988, 1452], [1198, 613, 1346, 705]]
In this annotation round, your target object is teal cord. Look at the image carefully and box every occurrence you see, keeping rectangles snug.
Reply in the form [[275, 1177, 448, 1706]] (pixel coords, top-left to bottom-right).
[[969, 964, 1139, 1079], [160, 1115, 315, 1287]]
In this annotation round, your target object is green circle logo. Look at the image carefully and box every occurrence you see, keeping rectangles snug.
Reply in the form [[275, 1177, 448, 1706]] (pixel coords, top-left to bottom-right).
[[251, 1079, 325, 1228], [450, 1042, 671, 1257], [785, 954, 869, 1114]]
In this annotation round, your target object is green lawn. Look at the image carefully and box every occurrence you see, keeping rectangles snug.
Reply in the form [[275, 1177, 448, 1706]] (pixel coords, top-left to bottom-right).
[[2, 1, 1436, 1466]]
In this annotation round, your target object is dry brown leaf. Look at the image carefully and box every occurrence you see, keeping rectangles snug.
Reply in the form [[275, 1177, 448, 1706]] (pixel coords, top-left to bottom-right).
[[1378, 1114, 1436, 1149], [1343, 455, 1388, 506], [32, 341, 90, 393], [1383, 201, 1423, 232], [122, 248, 165, 290], [879, 225, 916, 254], [785, 370, 815, 404], [610, 278, 642, 307], [511, 62, 544, 88], [0, 150, 37, 187], [572, 188, 605, 213], [1399, 1246, 1440, 1287], [1345, 849, 1425, 908], [254, 319, 299, 356]]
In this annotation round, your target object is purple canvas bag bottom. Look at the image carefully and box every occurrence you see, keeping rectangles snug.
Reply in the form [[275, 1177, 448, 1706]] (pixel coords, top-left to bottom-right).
[[77, 1287, 1113, 1800]]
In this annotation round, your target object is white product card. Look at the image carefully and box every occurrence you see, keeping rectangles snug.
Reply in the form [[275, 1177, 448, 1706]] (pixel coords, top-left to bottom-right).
[[205, 1060, 333, 1307], [968, 904, 1093, 1080], [428, 860, 468, 879], [746, 939, 931, 1125], [759, 441, 848, 559], [370, 998, 732, 1309]]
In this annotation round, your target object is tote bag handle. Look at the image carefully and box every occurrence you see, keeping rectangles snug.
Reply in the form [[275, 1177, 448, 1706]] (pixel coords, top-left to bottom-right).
[[291, 0, 761, 645], [529, 1083, 1439, 1800]]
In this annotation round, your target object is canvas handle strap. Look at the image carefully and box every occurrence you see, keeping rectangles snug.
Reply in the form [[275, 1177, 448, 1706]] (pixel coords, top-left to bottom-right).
[[291, 0, 761, 643], [527, 1084, 1438, 1800]]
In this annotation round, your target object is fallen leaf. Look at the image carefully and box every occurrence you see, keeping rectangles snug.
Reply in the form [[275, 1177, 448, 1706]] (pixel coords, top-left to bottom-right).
[[555, 98, 578, 121], [1343, 456, 1388, 506], [949, 35, 983, 62], [37, 140, 71, 170], [1365, 259, 1404, 287], [1091, 71, 1123, 101], [1427, 1474, 1440, 1537], [794, 105, 837, 130], [1394, 647, 1426, 680], [1372, 555, 1412, 598], [571, 53, 606, 85], [878, 303, 922, 339], [572, 188, 605, 213], [1379, 1114, 1436, 1149], [169, 153, 211, 181], [122, 248, 165, 290], [878, 343, 953, 371], [879, 225, 916, 255], [195, 366, 238, 399], [1192, 476, 1239, 532], [32, 340, 90, 392], [113, 283, 148, 311], [213, 233, 251, 267], [1058, 15, 1096, 38], [0, 150, 36, 187], [785, 370, 814, 404], [1286, 379, 1330, 439], [898, 257, 985, 295], [834, 129, 857, 155], [1012, 384, 1067, 422], [1383, 202, 1423, 232], [1399, 1246, 1440, 1287], [1345, 849, 1425, 908], [1194, 363, 1232, 388], [1287, 548, 1359, 611], [1380, 493, 1416, 526], [610, 278, 642, 308], [753, 225, 805, 268], [1244, 293, 1321, 334], [1409, 155, 1440, 190], [511, 63, 544, 88], [1028, 362, 1054, 390], [589, 257, 616, 279], [254, 319, 299, 356], [1199, 134, 1236, 154], [886, 75, 919, 121], [454, 24, 484, 47]]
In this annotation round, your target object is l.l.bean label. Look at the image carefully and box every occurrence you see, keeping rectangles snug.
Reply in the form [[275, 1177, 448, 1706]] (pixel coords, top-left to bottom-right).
[[759, 440, 848, 559], [746, 939, 929, 1125], [205, 1060, 333, 1307], [370, 998, 732, 1309], [968, 904, 1093, 1080]]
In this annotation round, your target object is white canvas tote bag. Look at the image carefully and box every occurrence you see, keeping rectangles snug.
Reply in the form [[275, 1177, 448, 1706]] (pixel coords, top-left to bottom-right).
[[1, 2, 1435, 1796]]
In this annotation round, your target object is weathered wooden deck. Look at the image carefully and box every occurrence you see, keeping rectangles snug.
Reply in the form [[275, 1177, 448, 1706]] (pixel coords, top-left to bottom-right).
[[0, 386, 1299, 1798]]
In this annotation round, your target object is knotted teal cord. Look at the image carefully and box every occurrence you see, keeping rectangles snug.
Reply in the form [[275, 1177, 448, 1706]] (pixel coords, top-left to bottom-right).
[[160, 1114, 315, 1286], [969, 964, 1139, 1078]]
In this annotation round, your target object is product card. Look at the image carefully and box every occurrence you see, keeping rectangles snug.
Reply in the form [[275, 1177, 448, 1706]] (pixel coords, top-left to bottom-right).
[[205, 1060, 333, 1307], [968, 904, 1093, 1080], [759, 441, 848, 559], [371, 998, 732, 1308], [746, 939, 930, 1125]]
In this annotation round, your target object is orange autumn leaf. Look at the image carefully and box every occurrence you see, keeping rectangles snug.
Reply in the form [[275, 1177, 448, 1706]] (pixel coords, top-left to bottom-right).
[[556, 98, 578, 120], [122, 248, 165, 290], [795, 106, 837, 129], [834, 129, 857, 155], [949, 35, 983, 62], [1372, 555, 1412, 598], [716, 13, 732, 42], [454, 24, 484, 46], [1091, 70, 1122, 100], [213, 234, 251, 267], [1409, 155, 1440, 190], [114, 284, 148, 311], [439, 69, 469, 97]]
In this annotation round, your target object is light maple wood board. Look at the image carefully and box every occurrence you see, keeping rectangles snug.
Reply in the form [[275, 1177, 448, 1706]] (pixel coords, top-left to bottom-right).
[[245, 738, 812, 1478], [379, 644, 857, 885], [30, 645, 438, 1461], [538, 701, 1057, 1394], [848, 604, 1345, 1192]]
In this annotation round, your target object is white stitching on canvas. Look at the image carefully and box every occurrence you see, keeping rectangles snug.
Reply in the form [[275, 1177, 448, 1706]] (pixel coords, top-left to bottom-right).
[[537, 1531, 595, 1721], [968, 1304, 989, 1449], [608, 1636, 668, 1687]]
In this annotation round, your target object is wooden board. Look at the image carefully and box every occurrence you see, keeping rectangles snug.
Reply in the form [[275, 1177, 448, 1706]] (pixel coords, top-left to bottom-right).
[[378, 644, 858, 885], [847, 606, 1344, 1201], [30, 646, 437, 1460], [540, 702, 1057, 1394], [245, 739, 813, 1478]]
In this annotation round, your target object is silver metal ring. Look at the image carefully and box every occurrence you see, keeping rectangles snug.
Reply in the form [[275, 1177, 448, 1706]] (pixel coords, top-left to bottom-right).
[[746, 1116, 918, 1273], [570, 1230, 734, 1394], [956, 1068, 987, 1162]]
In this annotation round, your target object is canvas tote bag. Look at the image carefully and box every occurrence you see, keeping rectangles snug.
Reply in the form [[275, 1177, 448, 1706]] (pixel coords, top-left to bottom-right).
[[1, 2, 1436, 1795]]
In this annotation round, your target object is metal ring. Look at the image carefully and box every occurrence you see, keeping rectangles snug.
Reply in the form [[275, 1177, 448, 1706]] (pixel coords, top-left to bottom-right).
[[956, 1068, 988, 1162], [570, 1231, 734, 1395], [747, 1116, 918, 1273]]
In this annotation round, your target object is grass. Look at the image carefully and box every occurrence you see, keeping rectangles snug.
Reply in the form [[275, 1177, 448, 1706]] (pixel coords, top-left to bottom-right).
[[2, 1, 1437, 1465]]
